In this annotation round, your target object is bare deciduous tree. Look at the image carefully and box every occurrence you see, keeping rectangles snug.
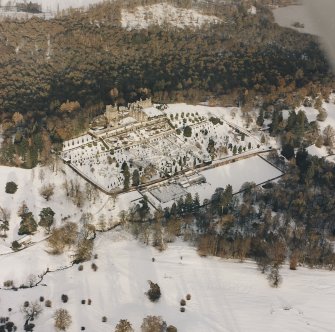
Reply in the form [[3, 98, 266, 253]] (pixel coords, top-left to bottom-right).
[[54, 309, 72, 331], [39, 184, 55, 201], [141, 315, 166, 332], [21, 301, 43, 325], [323, 125, 335, 147], [47, 222, 78, 255], [115, 319, 134, 332]]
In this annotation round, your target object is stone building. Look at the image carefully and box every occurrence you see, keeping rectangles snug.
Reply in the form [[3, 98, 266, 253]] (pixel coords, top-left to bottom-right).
[[105, 98, 152, 126]]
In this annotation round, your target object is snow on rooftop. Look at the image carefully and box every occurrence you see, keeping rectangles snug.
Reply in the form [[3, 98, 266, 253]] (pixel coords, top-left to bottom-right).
[[119, 116, 137, 126], [121, 3, 221, 30], [142, 106, 164, 118]]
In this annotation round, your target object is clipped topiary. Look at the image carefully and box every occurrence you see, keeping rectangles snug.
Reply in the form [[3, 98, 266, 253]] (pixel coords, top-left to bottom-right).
[[5, 182, 18, 194]]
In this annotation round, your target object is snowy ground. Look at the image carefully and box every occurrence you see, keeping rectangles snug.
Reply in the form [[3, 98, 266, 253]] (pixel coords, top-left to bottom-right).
[[300, 94, 335, 158], [0, 163, 140, 252], [27, 0, 105, 12], [144, 155, 282, 208], [0, 0, 105, 19], [1, 231, 335, 331], [62, 103, 263, 193], [121, 3, 221, 30]]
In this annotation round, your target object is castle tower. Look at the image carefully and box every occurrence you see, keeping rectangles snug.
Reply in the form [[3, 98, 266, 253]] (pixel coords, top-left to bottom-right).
[[105, 104, 119, 126]]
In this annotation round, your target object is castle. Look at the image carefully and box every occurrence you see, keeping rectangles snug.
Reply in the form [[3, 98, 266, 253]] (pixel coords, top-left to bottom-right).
[[105, 98, 152, 127]]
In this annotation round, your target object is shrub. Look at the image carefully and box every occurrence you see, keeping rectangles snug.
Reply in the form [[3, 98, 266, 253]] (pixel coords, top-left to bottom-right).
[[5, 182, 18, 194], [5, 322, 16, 331], [180, 307, 185, 312], [23, 301, 29, 308], [317, 109, 328, 121], [39, 296, 44, 302], [18, 212, 37, 235], [11, 241, 22, 251], [81, 328, 85, 331], [91, 263, 98, 271], [61, 294, 68, 303], [94, 254, 98, 259], [289, 255, 298, 270], [87, 299, 91, 305], [102, 316, 107, 323], [167, 326, 178, 332], [3, 280, 13, 288], [81, 300, 86, 305], [183, 126, 192, 137], [267, 265, 282, 288], [24, 323, 35, 331], [180, 299, 186, 306], [45, 300, 52, 308], [209, 117, 223, 125], [146, 281, 161, 302], [186, 294, 191, 301], [78, 265, 84, 271]]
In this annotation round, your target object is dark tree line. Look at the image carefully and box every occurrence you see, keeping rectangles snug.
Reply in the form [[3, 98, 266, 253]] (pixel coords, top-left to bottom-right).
[[0, 0, 333, 167], [124, 150, 335, 276]]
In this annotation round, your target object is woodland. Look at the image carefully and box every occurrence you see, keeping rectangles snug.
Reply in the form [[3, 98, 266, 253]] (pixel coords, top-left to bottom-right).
[[0, 0, 333, 168]]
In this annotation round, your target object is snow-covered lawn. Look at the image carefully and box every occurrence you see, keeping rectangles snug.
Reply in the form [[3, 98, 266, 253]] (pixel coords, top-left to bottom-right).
[[197, 155, 282, 192], [145, 155, 282, 208], [1, 231, 335, 331]]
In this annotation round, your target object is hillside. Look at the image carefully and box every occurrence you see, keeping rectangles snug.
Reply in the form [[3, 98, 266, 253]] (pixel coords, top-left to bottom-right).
[[1, 230, 335, 331], [0, 0, 334, 331]]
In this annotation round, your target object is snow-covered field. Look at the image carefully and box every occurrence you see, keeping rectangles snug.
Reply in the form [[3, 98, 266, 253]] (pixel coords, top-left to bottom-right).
[[144, 155, 283, 208], [197, 155, 282, 192], [121, 3, 221, 30], [0, 0, 105, 19], [1, 231, 335, 331], [23, 0, 105, 12], [0, 163, 141, 252]]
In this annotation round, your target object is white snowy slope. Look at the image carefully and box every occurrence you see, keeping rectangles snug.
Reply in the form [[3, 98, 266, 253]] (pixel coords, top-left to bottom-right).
[[121, 3, 221, 30], [36, 0, 105, 12], [0, 164, 140, 252], [1, 231, 335, 331], [3, 0, 107, 12]]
